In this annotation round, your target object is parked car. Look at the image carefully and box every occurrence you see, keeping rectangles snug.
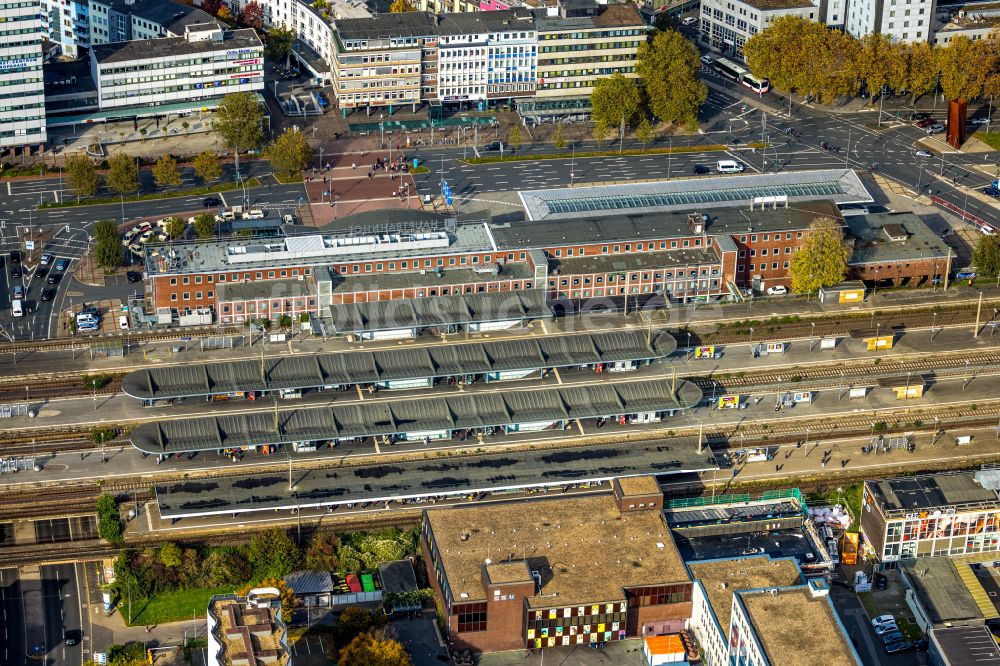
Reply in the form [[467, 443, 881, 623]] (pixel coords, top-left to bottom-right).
[[875, 622, 900, 637], [956, 270, 977, 280], [970, 117, 991, 125], [483, 141, 504, 152], [983, 187, 1000, 198], [875, 573, 888, 590], [766, 285, 788, 296], [916, 118, 936, 128], [885, 641, 914, 655], [881, 631, 904, 645], [925, 123, 945, 134], [126, 271, 143, 283], [203, 197, 222, 208], [910, 112, 929, 121], [682, 16, 698, 25], [871, 615, 896, 628], [700, 54, 714, 65], [693, 165, 711, 175], [915, 149, 932, 158], [12, 285, 23, 300], [39, 253, 52, 266], [9, 250, 21, 264]]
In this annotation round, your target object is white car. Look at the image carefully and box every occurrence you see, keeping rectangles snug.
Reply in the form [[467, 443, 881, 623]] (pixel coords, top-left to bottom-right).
[[682, 16, 698, 25], [971, 117, 991, 125], [871, 615, 896, 628], [700, 54, 714, 65], [915, 150, 932, 158], [766, 285, 788, 296], [874, 622, 899, 636]]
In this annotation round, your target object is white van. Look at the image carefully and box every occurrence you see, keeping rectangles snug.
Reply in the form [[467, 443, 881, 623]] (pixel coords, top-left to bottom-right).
[[717, 160, 745, 174], [11, 299, 23, 317]]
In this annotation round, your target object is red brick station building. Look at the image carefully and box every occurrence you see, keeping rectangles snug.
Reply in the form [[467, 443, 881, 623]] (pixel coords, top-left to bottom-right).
[[140, 170, 950, 327]]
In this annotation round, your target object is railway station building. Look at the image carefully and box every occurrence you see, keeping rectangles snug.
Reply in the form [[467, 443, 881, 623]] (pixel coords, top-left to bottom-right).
[[420, 485, 695, 653], [861, 470, 1000, 562]]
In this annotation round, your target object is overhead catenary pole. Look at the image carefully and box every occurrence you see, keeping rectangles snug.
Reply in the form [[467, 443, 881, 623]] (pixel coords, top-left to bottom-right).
[[975, 291, 984, 338]]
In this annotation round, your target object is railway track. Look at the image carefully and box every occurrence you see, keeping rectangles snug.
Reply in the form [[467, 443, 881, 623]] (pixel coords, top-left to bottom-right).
[[0, 326, 243, 355]]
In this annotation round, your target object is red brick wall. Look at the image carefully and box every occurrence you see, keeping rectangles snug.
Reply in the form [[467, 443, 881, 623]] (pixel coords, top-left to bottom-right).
[[733, 229, 810, 287]]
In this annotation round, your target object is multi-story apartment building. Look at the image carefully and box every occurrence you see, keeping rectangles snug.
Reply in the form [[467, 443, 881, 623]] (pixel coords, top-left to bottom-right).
[[846, 0, 936, 43], [0, 0, 47, 153], [331, 10, 536, 112], [89, 25, 264, 109], [220, 0, 334, 80], [699, 0, 820, 59]]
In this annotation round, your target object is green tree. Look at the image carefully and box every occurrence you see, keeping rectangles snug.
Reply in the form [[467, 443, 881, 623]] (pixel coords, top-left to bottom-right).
[[552, 124, 566, 150], [263, 127, 313, 179], [937, 36, 991, 101], [338, 634, 412, 666], [194, 213, 217, 240], [152, 154, 182, 189], [105, 153, 139, 196], [589, 73, 642, 143], [305, 532, 341, 571], [905, 42, 940, 104], [93, 220, 123, 270], [857, 33, 896, 102], [164, 217, 186, 239], [744, 15, 810, 98], [265, 26, 296, 66], [247, 528, 301, 580], [96, 494, 123, 546], [278, 314, 293, 329], [635, 117, 654, 151], [204, 547, 253, 587], [389, 0, 415, 11], [789, 218, 850, 295], [159, 542, 182, 568], [506, 125, 522, 152], [636, 30, 707, 128], [214, 92, 264, 175], [64, 155, 99, 201], [333, 607, 380, 649], [193, 151, 222, 182], [592, 119, 608, 148], [972, 235, 1000, 282]]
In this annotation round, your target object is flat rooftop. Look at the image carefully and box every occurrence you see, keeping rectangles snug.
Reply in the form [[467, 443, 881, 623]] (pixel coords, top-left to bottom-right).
[[615, 475, 661, 497], [900, 557, 984, 624], [334, 9, 534, 42], [739, 585, 858, 666], [155, 437, 719, 518], [217, 278, 316, 302], [866, 472, 1000, 515], [847, 212, 950, 265], [330, 262, 535, 295], [933, 626, 1000, 666], [741, 0, 815, 9], [550, 248, 720, 275], [518, 170, 871, 222], [92, 29, 261, 65], [425, 494, 689, 607], [688, 556, 802, 630]]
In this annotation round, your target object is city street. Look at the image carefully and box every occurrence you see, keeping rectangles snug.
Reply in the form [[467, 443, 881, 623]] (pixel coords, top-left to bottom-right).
[[40, 564, 84, 666], [0, 568, 25, 666]]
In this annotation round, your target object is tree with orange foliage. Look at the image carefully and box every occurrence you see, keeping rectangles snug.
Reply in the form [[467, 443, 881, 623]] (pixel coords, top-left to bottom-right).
[[338, 634, 411, 666]]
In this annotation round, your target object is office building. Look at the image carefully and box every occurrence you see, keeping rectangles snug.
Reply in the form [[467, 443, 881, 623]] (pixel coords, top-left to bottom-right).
[[89, 25, 264, 109], [0, 0, 47, 152], [861, 470, 1000, 562], [845, 0, 936, 43], [523, 3, 646, 122], [421, 479, 694, 652], [698, 0, 820, 59], [207, 588, 292, 666], [688, 556, 860, 666], [41, 0, 221, 59]]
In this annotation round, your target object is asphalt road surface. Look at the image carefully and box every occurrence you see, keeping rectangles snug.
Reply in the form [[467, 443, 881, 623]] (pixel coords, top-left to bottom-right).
[[40, 563, 83, 666], [0, 568, 25, 666]]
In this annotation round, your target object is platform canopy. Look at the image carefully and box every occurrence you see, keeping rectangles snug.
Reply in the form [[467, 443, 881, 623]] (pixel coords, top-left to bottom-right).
[[122, 330, 677, 401], [130, 379, 703, 454]]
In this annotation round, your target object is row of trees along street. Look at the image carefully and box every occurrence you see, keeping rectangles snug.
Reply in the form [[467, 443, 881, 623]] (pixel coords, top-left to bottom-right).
[[589, 30, 708, 147], [744, 16, 1000, 105]]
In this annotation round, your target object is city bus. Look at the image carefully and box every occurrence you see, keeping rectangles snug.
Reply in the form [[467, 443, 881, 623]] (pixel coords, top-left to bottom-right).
[[713, 57, 770, 94]]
